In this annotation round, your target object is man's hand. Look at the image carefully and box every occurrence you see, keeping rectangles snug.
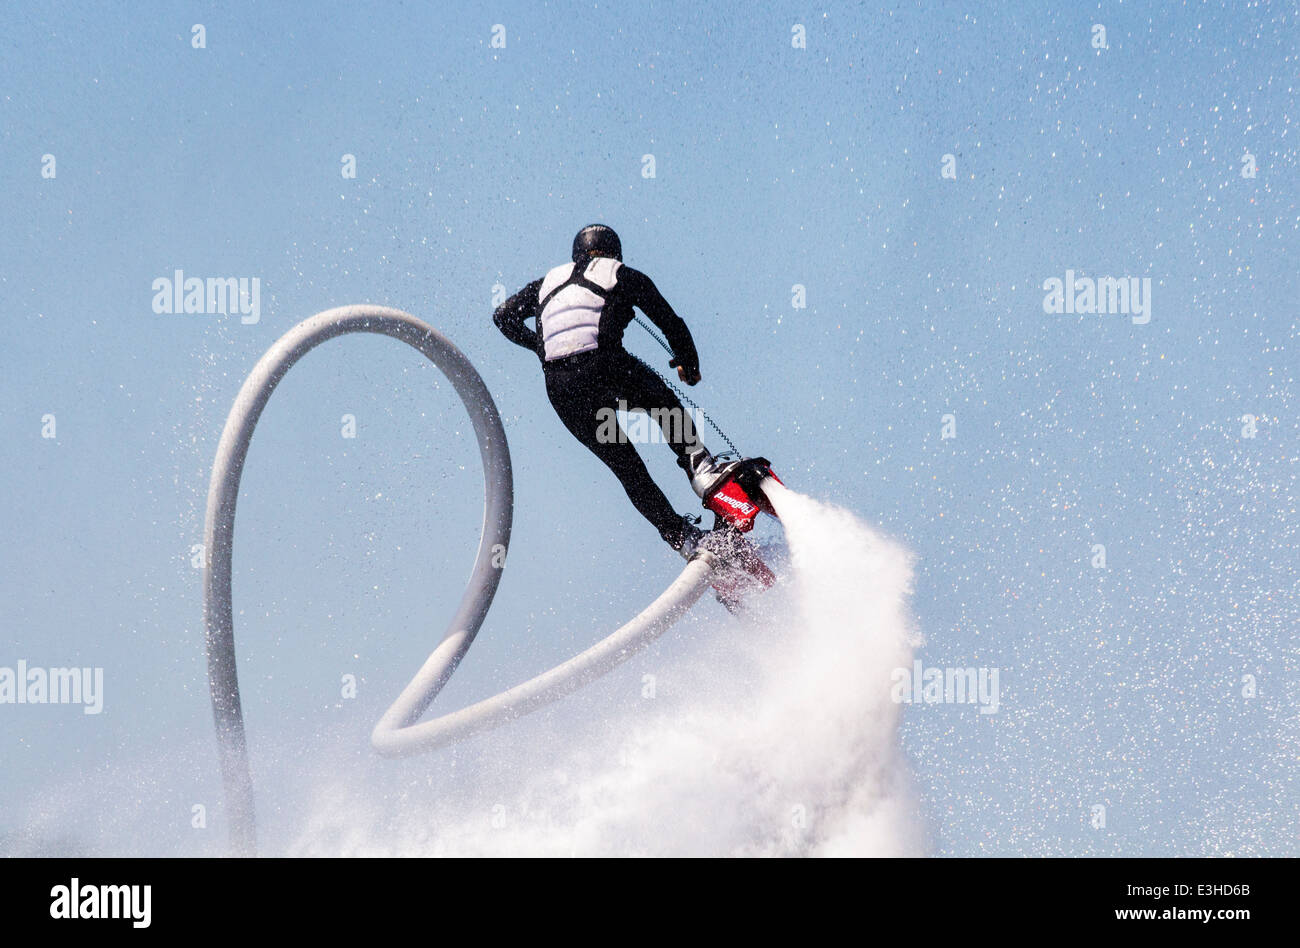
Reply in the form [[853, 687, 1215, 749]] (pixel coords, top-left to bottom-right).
[[676, 363, 702, 386]]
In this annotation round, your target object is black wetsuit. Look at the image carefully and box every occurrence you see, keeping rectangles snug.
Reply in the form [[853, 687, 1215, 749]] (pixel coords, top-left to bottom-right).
[[494, 257, 703, 547]]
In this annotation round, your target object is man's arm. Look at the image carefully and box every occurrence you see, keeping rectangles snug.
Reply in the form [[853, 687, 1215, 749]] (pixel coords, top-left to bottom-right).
[[492, 279, 543, 354], [621, 268, 701, 383]]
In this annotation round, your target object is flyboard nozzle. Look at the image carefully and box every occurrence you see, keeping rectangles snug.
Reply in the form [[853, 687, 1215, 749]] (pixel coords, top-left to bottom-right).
[[683, 448, 783, 533]]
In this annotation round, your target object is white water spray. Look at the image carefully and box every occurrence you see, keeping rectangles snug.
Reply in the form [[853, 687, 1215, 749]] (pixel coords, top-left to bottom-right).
[[287, 485, 926, 857]]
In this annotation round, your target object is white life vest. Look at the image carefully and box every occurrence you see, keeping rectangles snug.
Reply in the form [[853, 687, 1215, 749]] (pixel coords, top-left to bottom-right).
[[536, 257, 622, 360]]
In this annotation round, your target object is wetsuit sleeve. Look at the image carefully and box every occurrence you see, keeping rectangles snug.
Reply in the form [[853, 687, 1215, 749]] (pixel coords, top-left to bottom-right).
[[621, 267, 700, 374], [493, 279, 544, 355]]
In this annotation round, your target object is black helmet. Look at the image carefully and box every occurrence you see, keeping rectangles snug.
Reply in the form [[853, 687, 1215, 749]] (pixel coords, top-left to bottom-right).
[[572, 224, 622, 262]]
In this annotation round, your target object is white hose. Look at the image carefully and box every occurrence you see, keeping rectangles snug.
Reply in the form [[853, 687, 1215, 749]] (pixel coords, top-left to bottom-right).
[[203, 305, 714, 855]]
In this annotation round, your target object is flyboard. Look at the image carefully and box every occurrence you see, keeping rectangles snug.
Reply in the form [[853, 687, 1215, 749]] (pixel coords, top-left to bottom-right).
[[202, 305, 784, 855], [679, 450, 783, 613]]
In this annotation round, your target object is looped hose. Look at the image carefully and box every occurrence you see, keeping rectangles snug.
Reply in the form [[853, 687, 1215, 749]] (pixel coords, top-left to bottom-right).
[[204, 305, 714, 856]]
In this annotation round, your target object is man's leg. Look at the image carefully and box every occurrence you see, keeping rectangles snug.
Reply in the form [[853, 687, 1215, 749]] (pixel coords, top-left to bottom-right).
[[545, 360, 696, 548], [611, 354, 707, 469]]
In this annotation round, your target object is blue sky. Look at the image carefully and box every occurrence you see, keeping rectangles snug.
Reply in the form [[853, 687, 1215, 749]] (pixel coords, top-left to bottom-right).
[[1, 1, 1295, 855]]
